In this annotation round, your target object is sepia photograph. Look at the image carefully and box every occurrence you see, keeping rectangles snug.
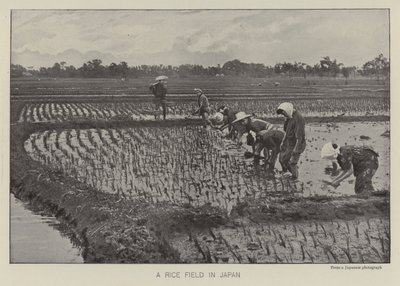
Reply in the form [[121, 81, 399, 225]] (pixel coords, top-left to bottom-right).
[[9, 8, 391, 266]]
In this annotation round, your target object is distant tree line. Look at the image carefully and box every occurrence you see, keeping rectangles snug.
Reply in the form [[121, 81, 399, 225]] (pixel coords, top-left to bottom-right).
[[11, 54, 389, 81]]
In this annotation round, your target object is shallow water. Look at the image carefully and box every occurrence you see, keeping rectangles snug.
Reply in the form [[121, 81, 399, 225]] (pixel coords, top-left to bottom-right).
[[10, 195, 83, 263], [301, 121, 389, 196], [24, 121, 389, 211], [238, 121, 389, 197]]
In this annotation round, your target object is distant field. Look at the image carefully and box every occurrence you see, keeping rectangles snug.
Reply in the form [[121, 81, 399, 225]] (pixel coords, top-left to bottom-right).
[[11, 76, 389, 124], [11, 76, 389, 97]]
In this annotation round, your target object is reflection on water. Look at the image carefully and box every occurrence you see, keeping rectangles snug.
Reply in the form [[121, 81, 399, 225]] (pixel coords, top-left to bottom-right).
[[10, 195, 83, 263]]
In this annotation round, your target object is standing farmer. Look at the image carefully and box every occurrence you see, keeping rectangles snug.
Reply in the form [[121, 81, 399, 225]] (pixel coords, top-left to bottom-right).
[[192, 88, 215, 128], [277, 102, 306, 179], [149, 75, 168, 120], [321, 143, 379, 196]]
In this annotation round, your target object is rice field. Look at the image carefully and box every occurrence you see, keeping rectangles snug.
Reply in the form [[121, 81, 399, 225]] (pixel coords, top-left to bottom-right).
[[24, 122, 389, 213], [12, 77, 391, 264], [17, 97, 389, 123], [173, 217, 390, 263]]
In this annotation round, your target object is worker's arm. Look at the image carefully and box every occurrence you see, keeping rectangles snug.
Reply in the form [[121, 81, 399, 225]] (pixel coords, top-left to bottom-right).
[[235, 126, 246, 146], [324, 149, 353, 188], [219, 123, 229, 131], [327, 167, 353, 188]]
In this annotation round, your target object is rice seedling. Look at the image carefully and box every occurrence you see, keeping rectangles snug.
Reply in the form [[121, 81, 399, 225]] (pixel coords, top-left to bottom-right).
[[371, 246, 383, 262], [364, 230, 371, 245], [340, 247, 353, 263], [345, 221, 351, 234], [18, 95, 389, 123], [299, 228, 308, 242], [309, 232, 318, 249]]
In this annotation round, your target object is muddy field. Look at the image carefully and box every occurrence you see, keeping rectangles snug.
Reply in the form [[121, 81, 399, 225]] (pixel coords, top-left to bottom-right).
[[10, 77, 390, 263], [23, 122, 389, 208]]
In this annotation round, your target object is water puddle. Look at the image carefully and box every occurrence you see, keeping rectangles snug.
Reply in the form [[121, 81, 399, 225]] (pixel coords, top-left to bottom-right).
[[10, 194, 83, 263]]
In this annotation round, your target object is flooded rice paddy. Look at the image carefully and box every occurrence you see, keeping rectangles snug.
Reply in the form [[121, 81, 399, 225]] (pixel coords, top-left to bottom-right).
[[24, 121, 389, 212]]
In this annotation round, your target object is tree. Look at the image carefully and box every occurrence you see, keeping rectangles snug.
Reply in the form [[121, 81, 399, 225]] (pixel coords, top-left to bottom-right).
[[320, 56, 343, 78], [11, 64, 26, 77], [362, 54, 389, 83], [51, 62, 61, 77], [65, 65, 77, 77], [77, 59, 106, 77], [341, 66, 357, 84], [108, 63, 118, 77], [293, 62, 308, 78], [222, 59, 245, 76], [117, 61, 129, 78], [274, 63, 283, 75]]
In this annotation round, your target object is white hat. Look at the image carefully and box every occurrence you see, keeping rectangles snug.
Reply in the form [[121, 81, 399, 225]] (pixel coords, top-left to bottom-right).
[[194, 88, 203, 94], [321, 142, 340, 160], [156, 75, 168, 81], [277, 102, 294, 118], [232, 111, 252, 124]]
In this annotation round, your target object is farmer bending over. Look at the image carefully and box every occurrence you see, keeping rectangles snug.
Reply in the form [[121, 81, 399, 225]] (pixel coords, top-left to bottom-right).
[[232, 112, 278, 152], [277, 102, 306, 179], [149, 76, 168, 120], [321, 143, 379, 197], [192, 88, 215, 128], [253, 129, 285, 172], [216, 105, 238, 139]]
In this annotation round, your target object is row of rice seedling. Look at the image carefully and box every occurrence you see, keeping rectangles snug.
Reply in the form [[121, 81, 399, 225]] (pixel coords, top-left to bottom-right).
[[24, 126, 303, 211], [18, 96, 389, 123], [175, 218, 389, 263]]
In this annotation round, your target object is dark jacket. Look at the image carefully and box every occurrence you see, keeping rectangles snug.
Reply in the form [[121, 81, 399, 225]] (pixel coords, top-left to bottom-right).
[[337, 146, 379, 177], [254, 130, 285, 156], [236, 118, 277, 143], [220, 110, 237, 131], [282, 110, 306, 153], [150, 82, 167, 99], [197, 94, 210, 114], [223, 109, 237, 125]]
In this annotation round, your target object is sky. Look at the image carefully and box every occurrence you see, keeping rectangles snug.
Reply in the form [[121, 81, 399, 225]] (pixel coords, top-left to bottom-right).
[[11, 10, 390, 69]]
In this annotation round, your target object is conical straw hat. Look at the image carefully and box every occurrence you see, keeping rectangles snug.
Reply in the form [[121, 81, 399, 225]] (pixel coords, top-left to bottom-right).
[[232, 111, 252, 124]]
